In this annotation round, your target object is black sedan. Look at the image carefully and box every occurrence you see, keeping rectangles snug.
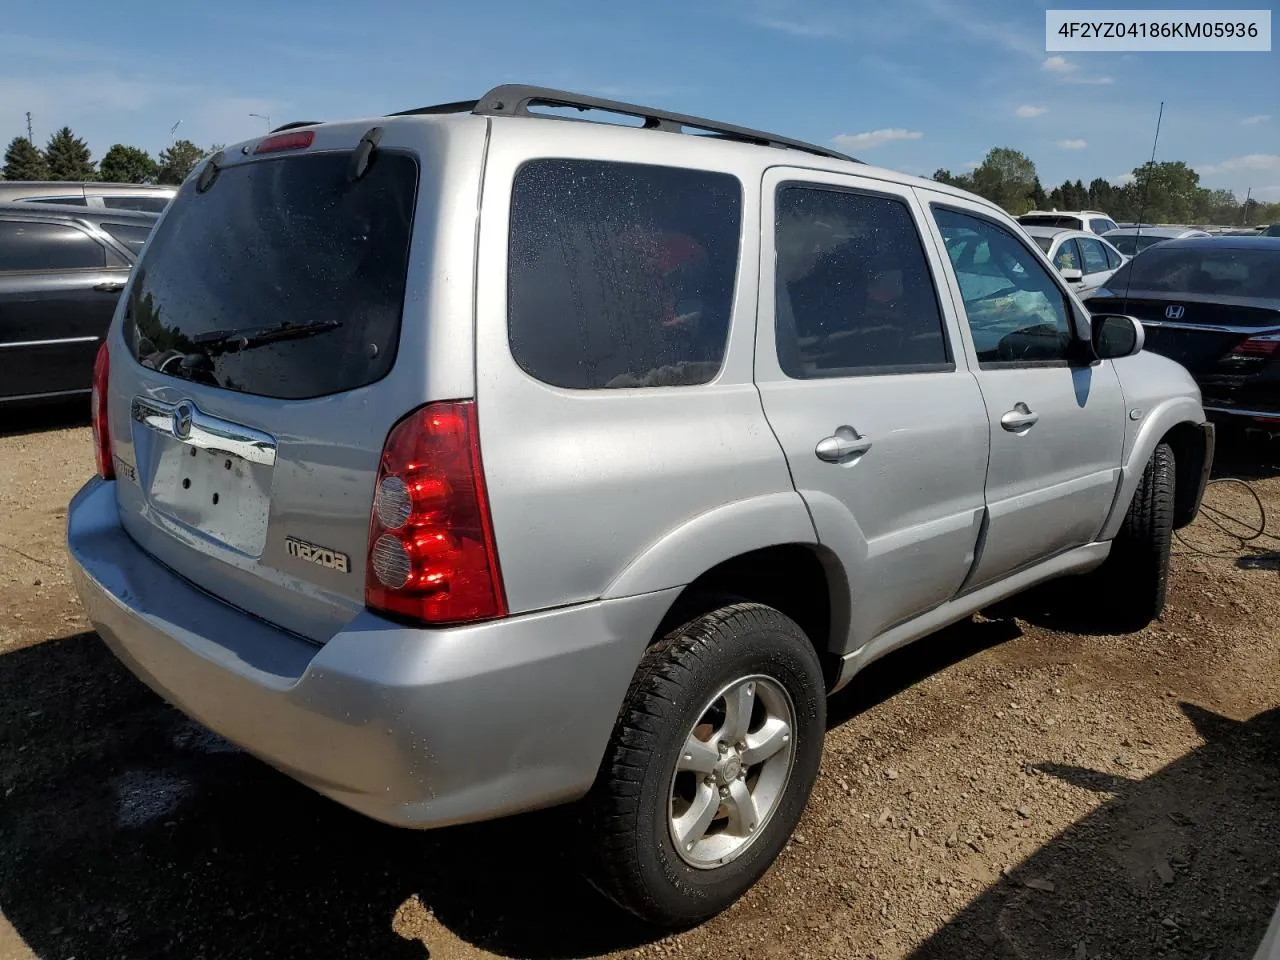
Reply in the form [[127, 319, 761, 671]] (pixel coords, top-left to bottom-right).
[[0, 202, 158, 405], [1084, 237, 1280, 427]]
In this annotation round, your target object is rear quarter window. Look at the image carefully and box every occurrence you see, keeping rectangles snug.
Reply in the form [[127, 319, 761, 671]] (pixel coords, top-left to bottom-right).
[[507, 159, 742, 389]]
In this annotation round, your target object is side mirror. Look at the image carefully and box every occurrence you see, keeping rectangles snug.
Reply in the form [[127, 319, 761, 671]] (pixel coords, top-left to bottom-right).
[[1091, 314, 1145, 360], [1060, 267, 1084, 283]]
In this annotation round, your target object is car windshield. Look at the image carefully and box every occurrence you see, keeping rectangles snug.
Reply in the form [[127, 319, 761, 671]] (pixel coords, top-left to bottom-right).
[[1104, 246, 1280, 298], [1108, 234, 1171, 257]]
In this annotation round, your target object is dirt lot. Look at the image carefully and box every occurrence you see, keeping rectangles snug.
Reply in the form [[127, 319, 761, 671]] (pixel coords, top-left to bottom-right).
[[1, 404, 1277, 960]]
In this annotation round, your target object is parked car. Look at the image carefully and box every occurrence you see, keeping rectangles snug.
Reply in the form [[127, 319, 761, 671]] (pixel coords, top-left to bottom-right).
[[1017, 210, 1120, 235], [0, 203, 158, 405], [0, 181, 175, 214], [1084, 236, 1280, 427], [1021, 225, 1127, 296], [1103, 225, 1212, 257], [65, 84, 1214, 929], [1256, 224, 1279, 237]]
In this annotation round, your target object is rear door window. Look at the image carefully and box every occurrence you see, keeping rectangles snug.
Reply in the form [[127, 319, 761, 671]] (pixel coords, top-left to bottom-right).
[[1078, 238, 1110, 273], [100, 220, 154, 256], [774, 184, 951, 376], [124, 150, 419, 400], [507, 159, 741, 389], [0, 220, 106, 271]]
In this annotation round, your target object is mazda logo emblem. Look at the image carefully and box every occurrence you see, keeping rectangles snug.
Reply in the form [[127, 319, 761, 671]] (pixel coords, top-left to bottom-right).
[[1165, 305, 1185, 320], [173, 401, 195, 440]]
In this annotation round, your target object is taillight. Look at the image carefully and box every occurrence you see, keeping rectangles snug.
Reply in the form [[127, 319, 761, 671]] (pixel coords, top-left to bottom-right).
[[90, 342, 113, 480], [364, 401, 506, 625], [1227, 332, 1280, 359]]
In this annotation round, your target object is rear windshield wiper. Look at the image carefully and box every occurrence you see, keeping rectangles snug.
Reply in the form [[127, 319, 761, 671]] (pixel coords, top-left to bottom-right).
[[191, 319, 342, 355]]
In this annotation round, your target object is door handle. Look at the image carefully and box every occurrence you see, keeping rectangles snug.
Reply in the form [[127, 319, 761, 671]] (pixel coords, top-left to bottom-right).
[[815, 426, 872, 464], [1000, 404, 1039, 432], [94, 281, 125, 292]]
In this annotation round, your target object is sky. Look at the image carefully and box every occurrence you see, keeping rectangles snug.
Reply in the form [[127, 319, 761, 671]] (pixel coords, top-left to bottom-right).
[[2, 0, 1278, 200]]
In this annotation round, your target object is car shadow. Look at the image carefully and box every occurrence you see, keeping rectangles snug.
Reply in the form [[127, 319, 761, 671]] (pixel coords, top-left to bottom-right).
[[906, 701, 1280, 959], [1212, 427, 1280, 482], [0, 398, 90, 438], [0, 632, 653, 960]]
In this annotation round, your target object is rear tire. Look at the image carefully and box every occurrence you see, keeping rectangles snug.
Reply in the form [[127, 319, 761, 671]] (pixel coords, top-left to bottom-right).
[[1098, 442, 1175, 631], [582, 602, 825, 928]]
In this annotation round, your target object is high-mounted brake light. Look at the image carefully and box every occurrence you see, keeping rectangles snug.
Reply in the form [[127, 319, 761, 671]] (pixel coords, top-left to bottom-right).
[[365, 401, 506, 625], [253, 130, 315, 154], [90, 342, 113, 480]]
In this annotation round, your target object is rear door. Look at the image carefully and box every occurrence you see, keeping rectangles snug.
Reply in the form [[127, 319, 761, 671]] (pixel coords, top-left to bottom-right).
[[0, 216, 129, 399], [755, 169, 989, 645], [924, 195, 1126, 588], [106, 118, 486, 642]]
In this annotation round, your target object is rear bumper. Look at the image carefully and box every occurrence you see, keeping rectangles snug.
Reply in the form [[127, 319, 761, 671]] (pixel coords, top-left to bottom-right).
[[1205, 405, 1280, 425], [66, 477, 677, 829]]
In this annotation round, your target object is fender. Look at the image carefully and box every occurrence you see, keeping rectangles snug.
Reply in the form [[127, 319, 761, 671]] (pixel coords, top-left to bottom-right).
[[601, 491, 818, 600], [1097, 395, 1206, 542]]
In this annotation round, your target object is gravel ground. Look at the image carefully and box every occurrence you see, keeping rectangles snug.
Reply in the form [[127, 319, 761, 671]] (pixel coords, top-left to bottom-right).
[[0, 404, 1277, 960]]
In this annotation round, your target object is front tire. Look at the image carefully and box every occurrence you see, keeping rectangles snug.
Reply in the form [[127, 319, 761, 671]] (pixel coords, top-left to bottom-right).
[[1098, 442, 1175, 630], [582, 602, 825, 928]]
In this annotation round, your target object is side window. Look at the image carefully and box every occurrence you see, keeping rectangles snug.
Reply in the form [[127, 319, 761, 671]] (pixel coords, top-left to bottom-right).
[[100, 221, 154, 255], [934, 207, 1076, 366], [0, 220, 106, 271], [1053, 239, 1081, 272], [507, 159, 741, 389], [102, 195, 169, 213], [1078, 238, 1110, 274], [774, 185, 950, 378], [1103, 242, 1123, 269], [27, 196, 88, 206]]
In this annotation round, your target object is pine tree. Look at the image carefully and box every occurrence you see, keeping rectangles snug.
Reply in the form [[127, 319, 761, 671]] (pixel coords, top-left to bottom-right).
[[43, 127, 96, 181], [157, 139, 207, 185], [2, 136, 49, 180], [99, 144, 158, 183]]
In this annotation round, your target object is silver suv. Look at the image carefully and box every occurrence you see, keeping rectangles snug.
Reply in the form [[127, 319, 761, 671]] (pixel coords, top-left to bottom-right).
[[66, 85, 1214, 928]]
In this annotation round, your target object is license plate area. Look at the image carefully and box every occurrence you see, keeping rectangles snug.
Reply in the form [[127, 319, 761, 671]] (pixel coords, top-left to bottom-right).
[[131, 398, 276, 557]]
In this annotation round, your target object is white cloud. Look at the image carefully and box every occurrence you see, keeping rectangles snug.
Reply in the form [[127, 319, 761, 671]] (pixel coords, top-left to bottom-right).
[[1110, 173, 1136, 186], [1056, 138, 1088, 150], [832, 128, 924, 149], [963, 160, 981, 170], [1062, 75, 1114, 85], [916, 0, 1043, 57], [1042, 55, 1076, 73], [1200, 154, 1280, 175], [1015, 105, 1048, 119], [1242, 114, 1271, 126]]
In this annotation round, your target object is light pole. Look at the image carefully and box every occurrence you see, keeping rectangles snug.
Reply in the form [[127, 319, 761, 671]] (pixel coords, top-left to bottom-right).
[[250, 113, 271, 132], [168, 120, 182, 145]]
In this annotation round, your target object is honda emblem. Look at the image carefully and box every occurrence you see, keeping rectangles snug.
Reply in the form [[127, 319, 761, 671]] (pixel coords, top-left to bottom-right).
[[1165, 305, 1186, 320]]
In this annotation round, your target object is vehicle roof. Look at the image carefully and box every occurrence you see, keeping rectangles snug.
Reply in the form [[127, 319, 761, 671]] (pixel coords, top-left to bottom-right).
[[0, 201, 160, 223], [1019, 210, 1111, 218], [1104, 225, 1206, 237], [0, 180, 175, 193], [1141, 235, 1280, 252]]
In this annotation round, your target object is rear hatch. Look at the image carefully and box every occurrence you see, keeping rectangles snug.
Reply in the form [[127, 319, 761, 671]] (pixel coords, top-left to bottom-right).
[[1086, 243, 1280, 410], [107, 117, 485, 642]]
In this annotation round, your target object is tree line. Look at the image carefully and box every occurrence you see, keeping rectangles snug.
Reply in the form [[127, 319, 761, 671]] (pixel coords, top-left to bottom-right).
[[934, 147, 1278, 226], [1, 127, 219, 186]]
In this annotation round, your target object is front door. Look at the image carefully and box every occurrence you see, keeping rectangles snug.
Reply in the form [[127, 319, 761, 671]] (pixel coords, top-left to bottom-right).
[[755, 169, 990, 649], [923, 197, 1126, 589]]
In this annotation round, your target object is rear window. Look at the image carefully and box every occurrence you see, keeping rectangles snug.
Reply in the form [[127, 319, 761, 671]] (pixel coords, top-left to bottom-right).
[[1109, 234, 1169, 257], [125, 150, 418, 400], [1019, 215, 1080, 229], [1031, 236, 1053, 253], [1106, 246, 1280, 298], [508, 159, 742, 389]]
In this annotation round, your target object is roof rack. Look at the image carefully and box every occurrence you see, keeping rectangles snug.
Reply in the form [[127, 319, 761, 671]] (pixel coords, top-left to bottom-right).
[[390, 84, 857, 163]]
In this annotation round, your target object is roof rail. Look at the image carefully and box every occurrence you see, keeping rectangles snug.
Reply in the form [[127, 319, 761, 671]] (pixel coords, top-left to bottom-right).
[[389, 84, 857, 163]]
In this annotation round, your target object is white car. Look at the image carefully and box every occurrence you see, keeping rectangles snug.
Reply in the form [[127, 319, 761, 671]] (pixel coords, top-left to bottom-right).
[[1017, 210, 1119, 235], [1022, 225, 1127, 297]]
